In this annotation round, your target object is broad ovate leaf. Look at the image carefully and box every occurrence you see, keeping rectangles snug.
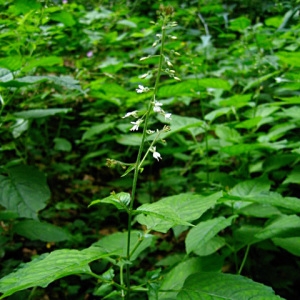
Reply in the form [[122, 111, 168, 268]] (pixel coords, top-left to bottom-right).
[[0, 165, 50, 219], [186, 216, 237, 255], [89, 192, 130, 210], [13, 220, 71, 242], [272, 237, 300, 256], [157, 256, 223, 300], [13, 108, 71, 119], [93, 231, 154, 261], [136, 192, 222, 233], [136, 202, 194, 232], [255, 215, 300, 240], [0, 247, 109, 299], [177, 272, 283, 299]]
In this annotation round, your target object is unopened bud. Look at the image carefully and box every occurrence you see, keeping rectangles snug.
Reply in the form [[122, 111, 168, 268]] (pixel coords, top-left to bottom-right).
[[174, 76, 181, 81], [168, 21, 177, 27], [140, 56, 150, 61], [140, 73, 148, 79]]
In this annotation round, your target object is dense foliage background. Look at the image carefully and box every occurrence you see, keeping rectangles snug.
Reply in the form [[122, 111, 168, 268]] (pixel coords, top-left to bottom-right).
[[0, 0, 300, 299]]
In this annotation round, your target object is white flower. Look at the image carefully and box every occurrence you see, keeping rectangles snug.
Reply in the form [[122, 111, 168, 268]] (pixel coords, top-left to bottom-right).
[[164, 113, 172, 120], [136, 85, 149, 93], [152, 147, 162, 161], [130, 119, 143, 131], [122, 111, 138, 118], [153, 101, 163, 112]]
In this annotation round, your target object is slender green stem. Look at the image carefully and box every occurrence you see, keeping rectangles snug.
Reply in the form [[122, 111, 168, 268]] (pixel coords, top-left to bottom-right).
[[129, 230, 150, 258], [238, 244, 251, 275], [88, 271, 126, 290], [120, 264, 125, 298], [137, 130, 163, 169], [125, 17, 168, 299]]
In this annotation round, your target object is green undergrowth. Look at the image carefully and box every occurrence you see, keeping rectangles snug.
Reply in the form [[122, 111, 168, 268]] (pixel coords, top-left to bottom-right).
[[0, 0, 300, 299]]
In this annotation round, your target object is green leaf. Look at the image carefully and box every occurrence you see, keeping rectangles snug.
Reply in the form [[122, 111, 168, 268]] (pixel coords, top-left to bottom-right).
[[158, 78, 231, 97], [177, 272, 283, 299], [226, 191, 300, 213], [161, 114, 205, 138], [242, 71, 280, 92], [221, 143, 267, 155], [234, 225, 262, 247], [136, 203, 194, 232], [229, 17, 251, 32], [277, 52, 300, 67], [185, 216, 237, 255], [53, 138, 72, 152], [235, 116, 262, 129], [238, 203, 281, 218], [89, 192, 130, 210], [0, 68, 13, 82], [258, 123, 296, 142], [50, 10, 76, 27], [136, 192, 222, 233], [272, 237, 300, 256], [0, 210, 19, 221], [255, 215, 300, 240], [116, 134, 142, 146], [166, 192, 222, 222], [0, 247, 108, 299], [204, 107, 231, 122], [0, 76, 47, 87], [23, 56, 63, 72], [263, 154, 298, 172], [117, 19, 137, 28], [93, 231, 154, 261], [13, 108, 71, 119], [215, 125, 242, 143], [278, 96, 300, 104], [193, 236, 226, 256], [197, 78, 231, 90], [11, 119, 29, 138], [98, 57, 123, 73], [0, 165, 50, 219], [0, 75, 83, 92], [92, 82, 130, 97], [13, 220, 71, 242], [12, 0, 41, 15], [48, 75, 83, 92], [158, 256, 223, 300], [82, 122, 115, 140], [265, 16, 283, 28], [282, 166, 300, 185], [0, 56, 22, 71], [229, 177, 271, 197]]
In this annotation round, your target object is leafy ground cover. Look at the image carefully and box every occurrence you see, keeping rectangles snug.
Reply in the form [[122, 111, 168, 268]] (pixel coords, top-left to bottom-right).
[[0, 0, 300, 299]]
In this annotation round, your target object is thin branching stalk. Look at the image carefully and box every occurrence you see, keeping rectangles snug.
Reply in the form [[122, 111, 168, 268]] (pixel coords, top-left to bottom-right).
[[125, 16, 168, 299], [238, 244, 251, 275]]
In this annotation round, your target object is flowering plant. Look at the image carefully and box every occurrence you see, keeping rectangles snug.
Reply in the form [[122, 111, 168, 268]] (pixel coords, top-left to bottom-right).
[[103, 5, 181, 297]]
